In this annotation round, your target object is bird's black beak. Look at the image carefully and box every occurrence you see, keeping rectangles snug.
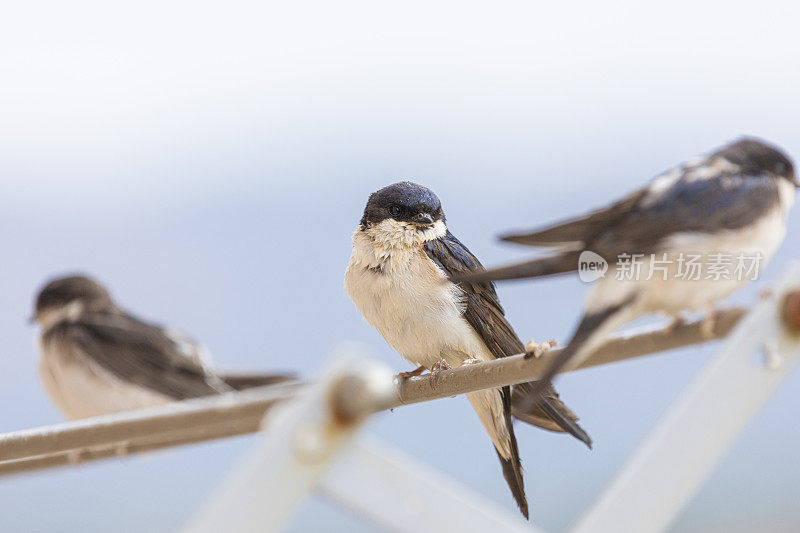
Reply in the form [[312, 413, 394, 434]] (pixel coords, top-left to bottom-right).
[[411, 212, 434, 227], [27, 314, 36, 325]]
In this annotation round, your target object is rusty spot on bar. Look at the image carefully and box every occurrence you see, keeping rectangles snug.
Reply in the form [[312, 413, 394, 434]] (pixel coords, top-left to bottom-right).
[[781, 291, 800, 334], [329, 375, 370, 426]]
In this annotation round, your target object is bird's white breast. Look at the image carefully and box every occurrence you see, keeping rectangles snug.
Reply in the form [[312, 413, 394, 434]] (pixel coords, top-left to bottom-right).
[[344, 223, 492, 369], [38, 337, 170, 420], [344, 221, 513, 458], [586, 199, 791, 316]]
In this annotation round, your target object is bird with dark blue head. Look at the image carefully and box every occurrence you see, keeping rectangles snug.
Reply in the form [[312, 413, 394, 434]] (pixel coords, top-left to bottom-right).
[[360, 181, 445, 229]]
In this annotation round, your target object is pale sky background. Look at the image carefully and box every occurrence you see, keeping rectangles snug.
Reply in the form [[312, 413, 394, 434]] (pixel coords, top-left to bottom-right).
[[1, 1, 800, 531]]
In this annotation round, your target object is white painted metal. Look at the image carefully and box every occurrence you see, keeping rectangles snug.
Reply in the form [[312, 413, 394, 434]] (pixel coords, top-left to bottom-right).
[[572, 265, 800, 533], [319, 436, 536, 533], [183, 349, 396, 533]]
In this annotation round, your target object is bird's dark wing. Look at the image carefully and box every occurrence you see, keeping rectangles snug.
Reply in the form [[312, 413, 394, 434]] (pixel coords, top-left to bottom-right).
[[590, 173, 782, 259], [219, 373, 297, 390], [454, 170, 783, 285], [424, 232, 592, 447], [424, 231, 524, 358], [501, 189, 646, 247], [504, 168, 780, 259], [52, 312, 241, 399]]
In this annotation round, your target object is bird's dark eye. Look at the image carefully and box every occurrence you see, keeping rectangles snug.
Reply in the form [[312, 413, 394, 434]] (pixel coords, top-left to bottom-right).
[[388, 205, 402, 217]]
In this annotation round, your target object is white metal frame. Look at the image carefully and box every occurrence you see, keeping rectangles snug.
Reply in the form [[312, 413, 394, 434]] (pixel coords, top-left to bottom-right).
[[319, 437, 535, 533], [184, 351, 397, 533], [573, 265, 800, 532]]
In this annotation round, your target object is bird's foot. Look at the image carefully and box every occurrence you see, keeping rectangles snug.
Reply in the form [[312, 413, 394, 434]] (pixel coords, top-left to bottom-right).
[[460, 357, 481, 366], [762, 341, 782, 370], [701, 308, 722, 339], [430, 359, 452, 377], [664, 315, 686, 335], [524, 339, 558, 359], [398, 365, 426, 379], [66, 450, 83, 465], [115, 443, 129, 458]]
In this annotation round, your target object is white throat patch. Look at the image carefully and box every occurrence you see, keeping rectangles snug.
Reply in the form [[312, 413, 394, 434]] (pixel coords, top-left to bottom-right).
[[38, 301, 85, 332], [777, 177, 797, 214], [362, 218, 447, 250]]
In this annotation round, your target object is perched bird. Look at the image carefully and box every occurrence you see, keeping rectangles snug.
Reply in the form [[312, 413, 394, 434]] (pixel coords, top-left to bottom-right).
[[32, 275, 294, 420], [344, 181, 591, 518], [453, 138, 797, 407]]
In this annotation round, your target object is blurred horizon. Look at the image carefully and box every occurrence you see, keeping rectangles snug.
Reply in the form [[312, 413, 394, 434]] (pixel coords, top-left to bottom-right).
[[2, 1, 800, 531]]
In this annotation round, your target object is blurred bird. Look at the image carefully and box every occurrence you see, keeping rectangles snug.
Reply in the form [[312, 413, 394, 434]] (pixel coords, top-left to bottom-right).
[[32, 275, 295, 420], [345, 182, 592, 519], [452, 138, 797, 408]]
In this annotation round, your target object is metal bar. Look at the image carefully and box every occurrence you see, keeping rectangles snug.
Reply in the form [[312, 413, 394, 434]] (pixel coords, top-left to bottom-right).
[[183, 353, 396, 533], [0, 309, 744, 475], [572, 266, 800, 533], [0, 382, 300, 463], [319, 436, 536, 533], [0, 422, 253, 476], [396, 307, 745, 406]]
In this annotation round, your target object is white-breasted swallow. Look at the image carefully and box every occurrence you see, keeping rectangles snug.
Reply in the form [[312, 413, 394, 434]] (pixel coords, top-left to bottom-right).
[[453, 138, 797, 408], [33, 275, 294, 419], [345, 182, 592, 518]]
